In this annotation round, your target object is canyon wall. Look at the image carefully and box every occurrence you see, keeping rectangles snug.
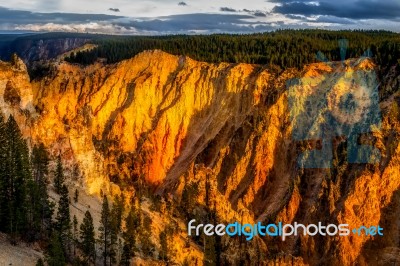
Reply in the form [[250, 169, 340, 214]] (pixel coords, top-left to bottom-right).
[[0, 51, 399, 265]]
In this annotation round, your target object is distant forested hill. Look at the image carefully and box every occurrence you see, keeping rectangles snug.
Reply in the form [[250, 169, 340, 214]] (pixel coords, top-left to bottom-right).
[[0, 32, 105, 63], [1, 30, 399, 73], [64, 30, 400, 71]]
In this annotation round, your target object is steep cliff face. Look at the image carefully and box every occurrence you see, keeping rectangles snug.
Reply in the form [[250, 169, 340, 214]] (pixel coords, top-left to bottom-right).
[[0, 51, 399, 265], [30, 50, 269, 192], [0, 36, 90, 63], [0, 57, 35, 135]]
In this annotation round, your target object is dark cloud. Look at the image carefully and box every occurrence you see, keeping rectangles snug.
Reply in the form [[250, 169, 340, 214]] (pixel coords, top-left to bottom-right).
[[0, 6, 124, 25], [2, 2, 398, 34], [116, 13, 277, 33], [315, 16, 356, 24], [253, 11, 267, 17], [0, 6, 279, 34], [272, 0, 400, 20], [220, 7, 237, 12], [219, 7, 267, 17], [242, 9, 269, 17], [178, 2, 187, 6], [109, 8, 120, 12]]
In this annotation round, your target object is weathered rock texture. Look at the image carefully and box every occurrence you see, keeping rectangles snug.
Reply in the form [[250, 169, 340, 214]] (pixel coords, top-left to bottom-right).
[[0, 51, 399, 265]]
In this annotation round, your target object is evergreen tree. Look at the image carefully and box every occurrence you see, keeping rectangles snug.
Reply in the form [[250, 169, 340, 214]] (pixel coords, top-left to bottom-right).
[[80, 210, 96, 265], [74, 188, 79, 203], [0, 114, 9, 232], [120, 244, 132, 266], [121, 206, 138, 265], [54, 155, 65, 194], [111, 195, 124, 233], [56, 184, 71, 257], [0, 115, 31, 242], [26, 143, 53, 242], [63, 29, 400, 78], [99, 195, 115, 266], [46, 232, 66, 266], [0, 115, 54, 244], [110, 195, 124, 264], [72, 215, 78, 258], [32, 143, 49, 183]]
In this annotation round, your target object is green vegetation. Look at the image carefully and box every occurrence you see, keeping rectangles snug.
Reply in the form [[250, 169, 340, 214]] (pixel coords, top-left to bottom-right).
[[99, 195, 124, 266], [55, 184, 71, 256], [46, 232, 66, 266], [0, 112, 142, 265], [0, 110, 283, 264], [65, 30, 400, 72], [80, 211, 96, 265], [0, 114, 51, 244], [54, 155, 65, 194], [120, 205, 139, 265]]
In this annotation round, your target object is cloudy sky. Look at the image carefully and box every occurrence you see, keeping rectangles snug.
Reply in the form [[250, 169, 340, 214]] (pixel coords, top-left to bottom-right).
[[0, 0, 399, 34]]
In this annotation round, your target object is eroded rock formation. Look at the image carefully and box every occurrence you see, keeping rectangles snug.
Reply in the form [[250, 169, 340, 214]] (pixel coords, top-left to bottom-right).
[[0, 51, 399, 265]]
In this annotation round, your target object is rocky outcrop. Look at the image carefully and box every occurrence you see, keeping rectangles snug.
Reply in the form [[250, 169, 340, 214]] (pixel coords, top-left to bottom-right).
[[0, 36, 90, 64], [0, 52, 399, 265]]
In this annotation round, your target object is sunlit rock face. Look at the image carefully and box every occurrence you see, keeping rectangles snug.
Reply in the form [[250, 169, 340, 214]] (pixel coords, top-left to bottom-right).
[[0, 52, 399, 265], [28, 50, 270, 192], [0, 57, 35, 136]]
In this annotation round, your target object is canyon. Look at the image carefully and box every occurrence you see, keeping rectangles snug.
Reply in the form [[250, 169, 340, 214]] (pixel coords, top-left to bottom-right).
[[0, 50, 399, 265]]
